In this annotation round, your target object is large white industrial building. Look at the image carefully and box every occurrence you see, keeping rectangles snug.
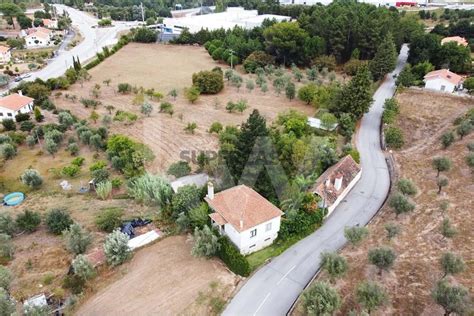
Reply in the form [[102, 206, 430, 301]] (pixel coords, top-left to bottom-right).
[[162, 7, 291, 34]]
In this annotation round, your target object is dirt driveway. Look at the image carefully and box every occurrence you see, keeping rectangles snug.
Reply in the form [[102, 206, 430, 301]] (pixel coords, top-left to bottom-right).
[[76, 235, 237, 316]]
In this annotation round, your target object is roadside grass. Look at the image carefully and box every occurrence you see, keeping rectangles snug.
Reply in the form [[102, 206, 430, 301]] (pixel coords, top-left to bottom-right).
[[246, 235, 303, 272]]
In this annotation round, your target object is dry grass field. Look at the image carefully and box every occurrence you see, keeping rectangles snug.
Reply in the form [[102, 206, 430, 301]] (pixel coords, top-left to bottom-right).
[[76, 235, 238, 316], [293, 89, 474, 315], [55, 43, 316, 172]]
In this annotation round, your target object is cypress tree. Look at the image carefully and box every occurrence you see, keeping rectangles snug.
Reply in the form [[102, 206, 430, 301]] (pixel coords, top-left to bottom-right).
[[369, 32, 397, 81]]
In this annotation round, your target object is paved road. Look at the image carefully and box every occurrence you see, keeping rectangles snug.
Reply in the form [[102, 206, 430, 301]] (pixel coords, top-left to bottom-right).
[[18, 5, 131, 84], [223, 44, 409, 316]]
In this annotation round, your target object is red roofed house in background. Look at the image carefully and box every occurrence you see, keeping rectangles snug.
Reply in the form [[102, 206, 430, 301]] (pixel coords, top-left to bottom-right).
[[424, 69, 463, 93], [310, 155, 362, 216], [42, 19, 58, 29], [0, 92, 34, 121], [441, 36, 469, 47], [205, 183, 283, 254]]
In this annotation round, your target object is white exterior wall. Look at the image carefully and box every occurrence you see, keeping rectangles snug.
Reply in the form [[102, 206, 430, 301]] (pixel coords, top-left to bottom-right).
[[211, 215, 281, 255], [326, 170, 362, 216], [25, 35, 51, 49], [424, 78, 456, 93], [238, 217, 281, 255], [0, 51, 11, 64], [0, 103, 34, 121]]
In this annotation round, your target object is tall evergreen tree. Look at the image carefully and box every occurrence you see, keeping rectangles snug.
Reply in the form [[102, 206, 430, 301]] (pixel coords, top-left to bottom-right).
[[369, 32, 397, 81], [225, 110, 283, 201], [335, 64, 373, 119]]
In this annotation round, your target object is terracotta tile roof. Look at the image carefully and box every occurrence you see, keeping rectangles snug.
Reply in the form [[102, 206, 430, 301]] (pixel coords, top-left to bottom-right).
[[0, 45, 10, 53], [424, 69, 463, 86], [42, 19, 55, 26], [441, 36, 468, 47], [209, 212, 227, 225], [0, 93, 34, 111], [26, 27, 52, 35], [310, 155, 361, 206], [205, 185, 283, 232]]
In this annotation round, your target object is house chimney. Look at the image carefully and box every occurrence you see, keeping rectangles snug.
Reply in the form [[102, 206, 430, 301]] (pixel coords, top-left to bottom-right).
[[18, 90, 23, 96], [334, 175, 343, 191], [207, 182, 214, 200]]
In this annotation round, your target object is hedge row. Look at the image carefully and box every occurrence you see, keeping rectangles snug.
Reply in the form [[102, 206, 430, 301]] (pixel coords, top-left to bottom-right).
[[217, 236, 250, 277], [84, 35, 131, 70]]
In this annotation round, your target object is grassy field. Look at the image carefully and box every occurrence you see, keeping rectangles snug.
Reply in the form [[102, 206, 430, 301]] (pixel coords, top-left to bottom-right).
[[293, 88, 474, 315], [56, 43, 322, 172]]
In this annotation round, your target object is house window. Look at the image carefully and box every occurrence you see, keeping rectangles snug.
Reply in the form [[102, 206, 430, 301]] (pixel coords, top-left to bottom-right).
[[266, 222, 272, 232], [250, 229, 257, 238], [249, 244, 256, 248], [7, 113, 12, 117], [440, 85, 446, 91], [264, 237, 271, 241], [0, 113, 3, 116]]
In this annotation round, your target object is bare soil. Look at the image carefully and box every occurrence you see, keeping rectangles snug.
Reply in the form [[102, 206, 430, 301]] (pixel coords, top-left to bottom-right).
[[293, 89, 474, 315], [76, 235, 238, 316], [55, 43, 316, 172]]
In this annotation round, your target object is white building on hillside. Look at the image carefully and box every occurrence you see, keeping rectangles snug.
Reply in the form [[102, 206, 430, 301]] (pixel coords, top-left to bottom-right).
[[424, 69, 463, 93], [0, 45, 11, 64], [163, 7, 290, 34], [42, 19, 59, 29], [310, 155, 362, 216], [206, 183, 283, 255], [0, 92, 34, 121], [22, 27, 55, 49]]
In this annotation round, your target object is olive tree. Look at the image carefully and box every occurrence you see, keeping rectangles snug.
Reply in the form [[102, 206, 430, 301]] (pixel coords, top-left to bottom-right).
[[344, 226, 369, 247], [389, 192, 415, 218], [440, 252, 465, 278], [72, 254, 95, 280], [432, 157, 451, 177], [368, 247, 396, 275], [321, 252, 348, 282], [103, 230, 131, 266], [190, 225, 220, 258], [432, 280, 469, 316], [440, 218, 457, 239], [63, 223, 92, 255], [356, 281, 388, 314], [384, 222, 401, 240], [302, 281, 341, 315], [0, 288, 15, 316]]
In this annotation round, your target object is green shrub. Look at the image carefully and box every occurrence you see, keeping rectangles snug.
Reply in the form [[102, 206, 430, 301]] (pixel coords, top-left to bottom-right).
[[0, 213, 15, 236], [62, 165, 80, 177], [0, 143, 16, 160], [2, 119, 16, 131], [72, 254, 95, 280], [209, 122, 223, 134], [0, 233, 14, 261], [111, 178, 122, 189], [191, 225, 220, 257], [385, 127, 404, 149], [71, 157, 85, 166], [20, 120, 35, 132], [96, 180, 112, 200], [95, 208, 123, 232], [64, 223, 92, 255], [128, 173, 172, 207], [89, 160, 107, 171], [167, 161, 191, 178], [16, 210, 41, 233], [192, 70, 224, 94], [243, 51, 275, 73], [62, 274, 85, 294], [103, 230, 131, 266], [117, 83, 132, 94], [217, 236, 250, 277], [397, 178, 417, 196], [0, 265, 13, 290], [46, 209, 74, 235]]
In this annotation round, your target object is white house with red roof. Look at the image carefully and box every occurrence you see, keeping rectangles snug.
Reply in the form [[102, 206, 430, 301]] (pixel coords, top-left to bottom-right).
[[22, 27, 54, 48], [0, 45, 11, 64], [310, 155, 362, 216], [205, 183, 283, 254], [424, 69, 463, 93], [441, 36, 469, 47], [0, 92, 34, 121]]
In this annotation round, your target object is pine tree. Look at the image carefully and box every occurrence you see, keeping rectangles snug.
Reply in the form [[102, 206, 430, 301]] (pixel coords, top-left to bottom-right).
[[336, 64, 373, 119], [369, 32, 397, 81]]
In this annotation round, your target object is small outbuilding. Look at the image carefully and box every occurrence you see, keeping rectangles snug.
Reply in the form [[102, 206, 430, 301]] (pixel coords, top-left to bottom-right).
[[441, 36, 469, 47], [424, 69, 463, 93]]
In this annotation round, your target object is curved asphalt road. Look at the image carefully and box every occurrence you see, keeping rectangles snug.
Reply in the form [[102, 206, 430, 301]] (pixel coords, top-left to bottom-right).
[[15, 5, 132, 84], [223, 44, 409, 316]]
